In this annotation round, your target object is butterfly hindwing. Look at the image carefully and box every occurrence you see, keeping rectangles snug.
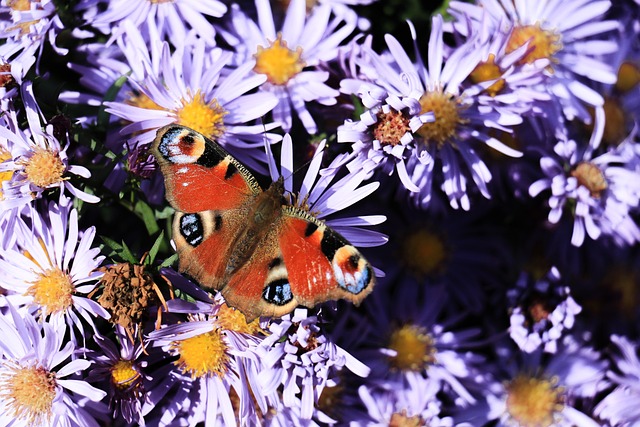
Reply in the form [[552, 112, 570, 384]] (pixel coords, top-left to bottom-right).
[[151, 125, 261, 213], [278, 207, 375, 308]]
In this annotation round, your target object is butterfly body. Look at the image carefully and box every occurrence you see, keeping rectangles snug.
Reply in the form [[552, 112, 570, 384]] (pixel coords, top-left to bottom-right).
[[152, 125, 374, 320]]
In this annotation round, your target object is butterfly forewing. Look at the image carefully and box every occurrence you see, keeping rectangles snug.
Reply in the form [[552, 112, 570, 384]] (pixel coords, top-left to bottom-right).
[[151, 125, 261, 213]]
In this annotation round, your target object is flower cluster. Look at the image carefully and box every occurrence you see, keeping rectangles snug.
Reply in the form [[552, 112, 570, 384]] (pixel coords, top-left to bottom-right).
[[0, 0, 639, 426]]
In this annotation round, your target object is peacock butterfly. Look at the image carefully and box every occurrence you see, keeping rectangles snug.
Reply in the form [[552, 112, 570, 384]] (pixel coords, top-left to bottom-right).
[[151, 125, 375, 321]]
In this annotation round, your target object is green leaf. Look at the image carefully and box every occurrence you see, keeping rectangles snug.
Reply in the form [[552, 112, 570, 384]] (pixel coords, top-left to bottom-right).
[[159, 253, 178, 269], [101, 236, 138, 264], [97, 73, 129, 130], [133, 200, 161, 236], [147, 231, 165, 265]]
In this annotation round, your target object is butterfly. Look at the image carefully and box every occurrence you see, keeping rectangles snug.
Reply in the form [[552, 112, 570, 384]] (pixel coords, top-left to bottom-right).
[[151, 125, 375, 321]]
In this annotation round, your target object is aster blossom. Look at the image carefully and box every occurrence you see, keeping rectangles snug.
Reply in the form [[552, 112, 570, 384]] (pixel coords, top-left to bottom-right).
[[0, 197, 109, 342], [144, 303, 267, 427], [529, 134, 640, 247], [79, 0, 226, 44], [447, 0, 620, 129], [254, 308, 370, 421], [0, 304, 106, 427], [507, 266, 582, 353], [456, 336, 608, 427], [223, 0, 357, 134], [0, 83, 99, 211], [340, 16, 523, 210], [105, 27, 281, 172]]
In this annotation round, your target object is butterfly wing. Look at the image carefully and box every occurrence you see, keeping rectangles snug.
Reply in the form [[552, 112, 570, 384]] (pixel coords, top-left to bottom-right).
[[152, 125, 261, 291], [151, 125, 261, 213], [215, 206, 375, 321], [277, 207, 375, 308]]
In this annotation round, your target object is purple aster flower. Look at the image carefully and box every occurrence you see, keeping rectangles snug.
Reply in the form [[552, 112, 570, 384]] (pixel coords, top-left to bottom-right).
[[507, 266, 582, 353], [0, 304, 107, 426], [347, 281, 481, 407], [265, 133, 387, 248], [595, 335, 640, 426], [0, 84, 99, 211], [340, 16, 523, 210], [529, 134, 640, 247], [253, 308, 370, 421], [447, 0, 620, 129], [85, 326, 149, 426], [222, 0, 357, 134], [0, 0, 64, 74], [0, 197, 109, 344], [145, 302, 267, 426], [353, 377, 457, 426], [105, 26, 281, 172], [456, 336, 608, 427], [78, 0, 226, 43]]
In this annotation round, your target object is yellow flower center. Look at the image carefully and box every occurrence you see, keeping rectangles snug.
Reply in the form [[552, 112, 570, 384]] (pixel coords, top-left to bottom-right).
[[111, 360, 140, 390], [254, 34, 305, 86], [0, 364, 57, 425], [506, 24, 562, 66], [470, 54, 506, 96], [126, 92, 164, 111], [373, 109, 411, 146], [601, 97, 627, 146], [8, 0, 32, 11], [401, 228, 447, 278], [23, 148, 66, 188], [389, 410, 425, 427], [176, 91, 227, 140], [216, 303, 264, 335], [387, 324, 436, 371], [0, 148, 13, 198], [26, 267, 75, 316], [571, 162, 607, 198], [616, 61, 640, 93], [416, 90, 464, 146], [505, 374, 564, 427], [174, 329, 229, 379]]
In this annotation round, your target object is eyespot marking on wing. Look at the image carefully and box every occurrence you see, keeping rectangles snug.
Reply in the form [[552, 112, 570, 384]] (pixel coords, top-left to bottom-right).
[[262, 279, 293, 306], [332, 246, 373, 295], [179, 213, 204, 247], [158, 127, 206, 164]]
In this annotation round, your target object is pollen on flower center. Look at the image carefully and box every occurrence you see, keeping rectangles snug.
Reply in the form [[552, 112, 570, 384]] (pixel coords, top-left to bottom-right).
[[174, 329, 229, 379], [528, 298, 551, 323], [401, 229, 447, 278], [176, 91, 227, 140], [389, 410, 424, 427], [111, 360, 141, 390], [470, 54, 506, 96], [505, 374, 564, 427], [0, 63, 16, 89], [8, 0, 31, 11], [373, 109, 411, 146], [387, 324, 436, 371], [571, 162, 607, 198], [26, 267, 75, 315], [416, 90, 463, 146], [616, 61, 640, 93], [126, 91, 164, 112], [0, 147, 13, 197], [216, 303, 264, 335], [0, 364, 57, 425], [254, 34, 306, 86], [23, 148, 65, 188], [506, 24, 562, 66]]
